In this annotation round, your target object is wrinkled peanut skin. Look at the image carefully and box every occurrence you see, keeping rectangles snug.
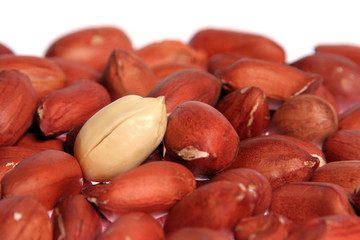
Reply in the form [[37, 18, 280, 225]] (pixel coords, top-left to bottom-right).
[[189, 28, 286, 63], [2, 150, 83, 210], [148, 69, 221, 113], [270, 182, 356, 225], [165, 101, 240, 177], [164, 180, 254, 236], [228, 136, 319, 189], [0, 196, 53, 240], [45, 26, 133, 72], [0, 69, 37, 147], [84, 161, 196, 215], [52, 194, 102, 240], [97, 212, 165, 240], [210, 168, 272, 215]]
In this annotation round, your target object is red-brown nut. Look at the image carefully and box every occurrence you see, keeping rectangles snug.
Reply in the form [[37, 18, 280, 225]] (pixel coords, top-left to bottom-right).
[[338, 104, 360, 130], [234, 212, 296, 240], [101, 49, 159, 100], [0, 196, 52, 240], [148, 69, 221, 113], [214, 58, 322, 108], [97, 211, 165, 240], [1, 149, 83, 210], [0, 69, 37, 147], [52, 194, 102, 240], [64, 122, 85, 154], [215, 86, 270, 139], [287, 215, 360, 240], [0, 42, 14, 55], [166, 227, 232, 240], [84, 161, 196, 215], [315, 44, 360, 66], [189, 28, 286, 63], [15, 132, 64, 152], [49, 57, 101, 85], [210, 168, 272, 215], [163, 180, 253, 236], [228, 136, 319, 189], [269, 182, 356, 225], [151, 62, 203, 80], [0, 146, 38, 193], [270, 134, 327, 167], [37, 80, 111, 136], [0, 147, 38, 171], [207, 52, 245, 74], [322, 129, 360, 162], [311, 160, 360, 193], [314, 84, 339, 114], [45, 26, 133, 72], [136, 40, 207, 68], [165, 101, 240, 177], [291, 52, 360, 113], [351, 185, 360, 213], [0, 55, 67, 101], [269, 94, 338, 146]]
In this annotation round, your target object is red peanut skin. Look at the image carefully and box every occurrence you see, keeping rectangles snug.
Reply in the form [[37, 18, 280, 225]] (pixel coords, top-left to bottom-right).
[[49, 57, 101, 85], [351, 186, 360, 213], [166, 227, 232, 240], [291, 52, 360, 113], [322, 129, 360, 162], [207, 52, 246, 74], [101, 49, 159, 100], [270, 134, 327, 167], [97, 212, 165, 240], [148, 69, 221, 113], [82, 182, 107, 198], [270, 182, 357, 225], [269, 94, 338, 146], [314, 84, 340, 114], [0, 55, 67, 101], [37, 79, 111, 136], [136, 40, 207, 68], [64, 122, 85, 154], [15, 132, 64, 152], [287, 215, 360, 240], [234, 212, 296, 240], [210, 168, 272, 215], [0, 196, 52, 240], [215, 58, 321, 104], [338, 104, 360, 130], [0, 43, 14, 55], [45, 26, 133, 72], [52, 194, 102, 240], [0, 70, 37, 147], [215, 86, 270, 139], [1, 149, 83, 210], [311, 160, 360, 193], [0, 146, 38, 193], [228, 136, 319, 189], [152, 62, 203, 80], [189, 28, 286, 63], [165, 101, 240, 177], [0, 147, 38, 168], [316, 44, 360, 67], [163, 180, 253, 236], [84, 161, 196, 215]]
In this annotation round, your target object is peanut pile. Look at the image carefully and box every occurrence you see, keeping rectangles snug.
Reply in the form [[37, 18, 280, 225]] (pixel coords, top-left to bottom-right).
[[1, 26, 360, 240]]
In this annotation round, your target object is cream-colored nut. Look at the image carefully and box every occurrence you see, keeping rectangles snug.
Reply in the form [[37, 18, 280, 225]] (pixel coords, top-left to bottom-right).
[[74, 95, 167, 182]]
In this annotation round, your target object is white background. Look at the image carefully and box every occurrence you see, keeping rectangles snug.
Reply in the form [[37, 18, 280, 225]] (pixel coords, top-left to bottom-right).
[[1, 0, 360, 63]]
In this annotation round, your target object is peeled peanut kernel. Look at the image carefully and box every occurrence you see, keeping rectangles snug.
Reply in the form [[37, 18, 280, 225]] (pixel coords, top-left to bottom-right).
[[74, 95, 167, 182]]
